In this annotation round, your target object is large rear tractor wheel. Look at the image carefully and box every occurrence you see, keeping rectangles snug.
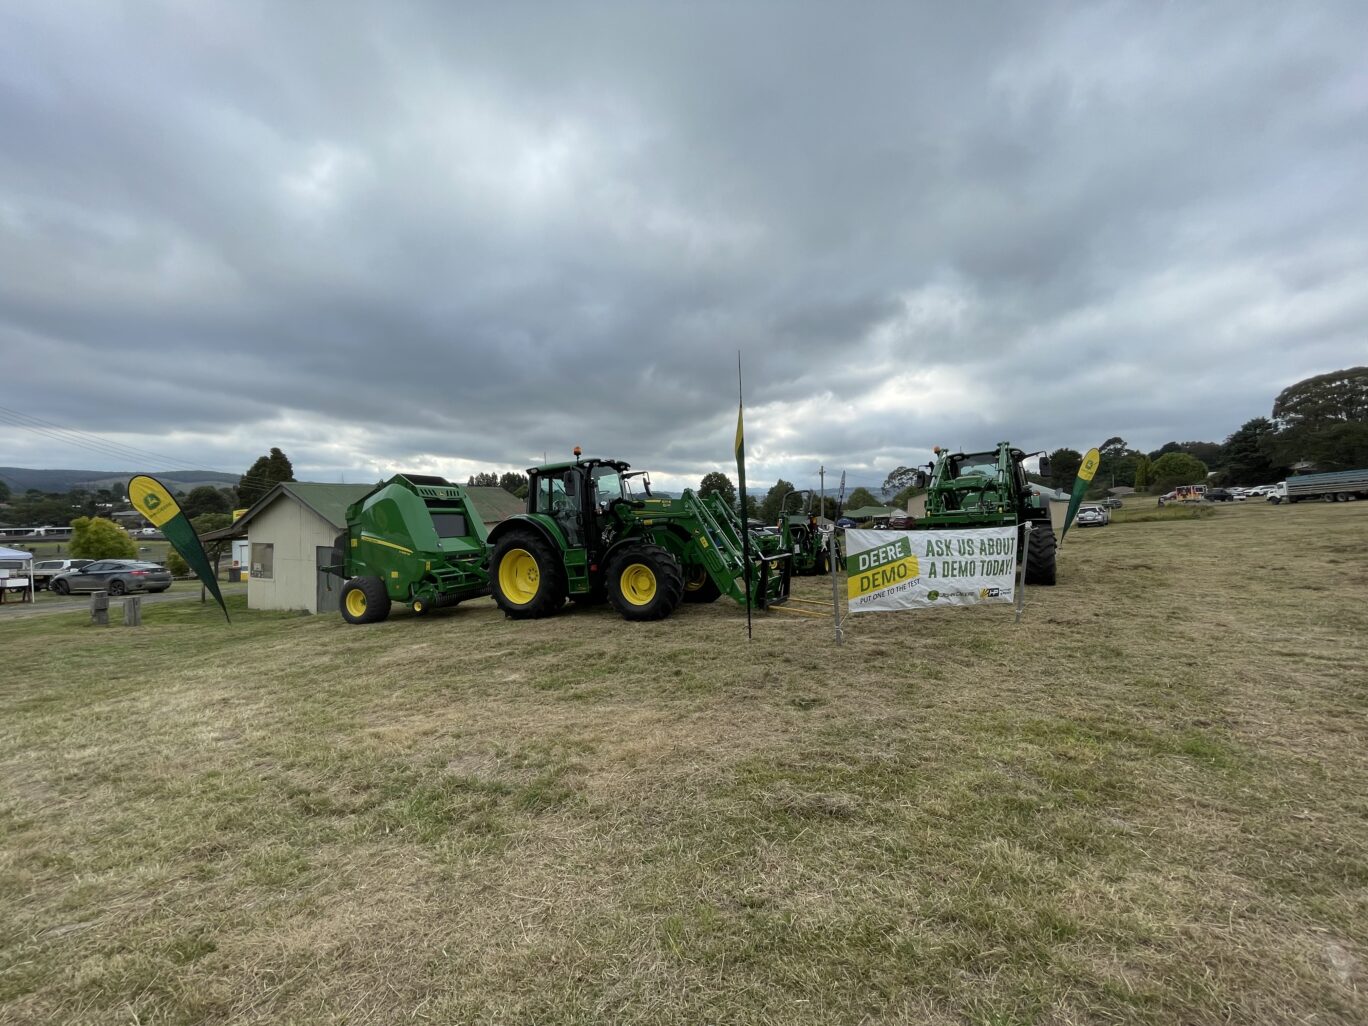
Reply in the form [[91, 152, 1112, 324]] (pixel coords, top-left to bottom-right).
[[1024, 522, 1057, 586], [491, 533, 567, 619], [681, 563, 721, 604], [606, 543, 684, 621], [341, 577, 392, 624]]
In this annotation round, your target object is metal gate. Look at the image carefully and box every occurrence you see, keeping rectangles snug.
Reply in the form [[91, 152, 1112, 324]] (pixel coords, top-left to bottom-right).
[[315, 546, 338, 614]]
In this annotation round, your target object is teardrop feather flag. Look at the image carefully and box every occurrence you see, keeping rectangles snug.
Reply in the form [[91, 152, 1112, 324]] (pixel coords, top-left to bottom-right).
[[1060, 447, 1101, 543], [128, 475, 230, 621]]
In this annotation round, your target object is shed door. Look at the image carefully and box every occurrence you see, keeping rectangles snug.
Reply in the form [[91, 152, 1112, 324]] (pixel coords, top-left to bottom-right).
[[316, 546, 339, 614]]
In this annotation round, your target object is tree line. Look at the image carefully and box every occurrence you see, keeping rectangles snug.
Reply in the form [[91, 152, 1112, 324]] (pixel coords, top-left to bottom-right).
[[1043, 366, 1368, 494]]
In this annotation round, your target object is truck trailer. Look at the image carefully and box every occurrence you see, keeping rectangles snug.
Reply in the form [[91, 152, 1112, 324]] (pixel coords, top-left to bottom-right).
[[1269, 468, 1368, 504]]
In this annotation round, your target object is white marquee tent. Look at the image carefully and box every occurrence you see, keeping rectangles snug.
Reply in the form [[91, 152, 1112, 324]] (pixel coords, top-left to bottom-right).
[[0, 545, 34, 604]]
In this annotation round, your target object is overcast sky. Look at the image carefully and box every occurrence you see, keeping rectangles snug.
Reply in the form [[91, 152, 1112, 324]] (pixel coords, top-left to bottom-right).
[[2, 1, 1365, 492]]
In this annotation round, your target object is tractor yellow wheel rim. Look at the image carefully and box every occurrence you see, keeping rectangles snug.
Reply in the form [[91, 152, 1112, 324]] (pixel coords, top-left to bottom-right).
[[684, 565, 707, 592], [412, 599, 424, 613], [346, 589, 367, 617], [619, 563, 657, 606], [500, 549, 540, 605]]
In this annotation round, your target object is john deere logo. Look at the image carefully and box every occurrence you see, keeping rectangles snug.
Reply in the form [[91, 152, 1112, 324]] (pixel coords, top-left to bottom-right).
[[927, 590, 940, 601], [143, 493, 162, 511]]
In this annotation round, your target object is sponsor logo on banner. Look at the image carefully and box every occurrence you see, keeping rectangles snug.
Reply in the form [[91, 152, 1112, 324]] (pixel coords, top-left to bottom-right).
[[844, 527, 1018, 613]]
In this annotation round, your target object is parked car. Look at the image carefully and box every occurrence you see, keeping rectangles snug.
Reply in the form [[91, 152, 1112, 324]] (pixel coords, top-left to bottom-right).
[[30, 558, 94, 590], [1206, 488, 1235, 502], [50, 560, 173, 596], [1100, 498, 1123, 509], [835, 517, 857, 528], [1076, 506, 1108, 527]]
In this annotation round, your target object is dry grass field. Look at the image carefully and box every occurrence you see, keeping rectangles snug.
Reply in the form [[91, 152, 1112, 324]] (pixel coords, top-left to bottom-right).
[[2, 500, 1366, 1025]]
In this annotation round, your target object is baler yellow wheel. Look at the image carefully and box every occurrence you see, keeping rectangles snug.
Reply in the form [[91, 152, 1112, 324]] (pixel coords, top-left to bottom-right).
[[346, 589, 368, 617], [339, 577, 391, 624]]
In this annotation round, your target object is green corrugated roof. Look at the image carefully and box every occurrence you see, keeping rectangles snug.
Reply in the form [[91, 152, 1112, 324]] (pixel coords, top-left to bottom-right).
[[280, 483, 376, 528], [465, 486, 524, 525]]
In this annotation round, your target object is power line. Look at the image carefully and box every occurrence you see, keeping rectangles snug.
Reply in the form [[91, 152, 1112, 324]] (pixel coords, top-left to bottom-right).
[[0, 405, 294, 493]]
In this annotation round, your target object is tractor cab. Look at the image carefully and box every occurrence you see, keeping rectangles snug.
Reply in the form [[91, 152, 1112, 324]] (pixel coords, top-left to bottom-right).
[[526, 456, 637, 551]]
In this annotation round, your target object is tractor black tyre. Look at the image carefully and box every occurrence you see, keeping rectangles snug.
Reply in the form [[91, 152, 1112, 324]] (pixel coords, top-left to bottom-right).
[[681, 563, 722, 604], [341, 577, 391, 624], [1024, 523, 1058, 586], [491, 532, 567, 619], [606, 543, 685, 621]]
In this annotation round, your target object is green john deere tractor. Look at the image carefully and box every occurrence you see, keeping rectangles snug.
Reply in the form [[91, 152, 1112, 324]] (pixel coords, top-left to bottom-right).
[[773, 489, 832, 576], [912, 442, 1057, 585], [487, 452, 790, 621], [335, 474, 491, 624]]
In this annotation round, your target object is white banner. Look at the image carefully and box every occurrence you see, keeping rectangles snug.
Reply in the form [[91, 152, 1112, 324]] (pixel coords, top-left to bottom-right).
[[844, 527, 1018, 613]]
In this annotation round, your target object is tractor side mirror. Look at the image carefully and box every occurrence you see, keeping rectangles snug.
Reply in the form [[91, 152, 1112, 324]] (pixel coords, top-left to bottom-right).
[[1037, 456, 1052, 479]]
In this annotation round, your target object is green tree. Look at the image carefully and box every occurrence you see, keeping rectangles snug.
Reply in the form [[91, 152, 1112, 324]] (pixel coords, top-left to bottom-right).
[[165, 550, 189, 577], [1147, 440, 1224, 469], [0, 479, 10, 502], [499, 472, 528, 495], [238, 448, 296, 506], [8, 493, 74, 526], [1098, 436, 1143, 487], [760, 479, 797, 524], [467, 472, 499, 487], [1048, 448, 1083, 489], [69, 516, 137, 560], [1220, 417, 1282, 486], [881, 465, 924, 499], [1272, 366, 1368, 430], [182, 485, 231, 519], [1150, 452, 1208, 493], [1268, 367, 1368, 470], [845, 487, 880, 511], [698, 472, 737, 508], [1133, 454, 1153, 491]]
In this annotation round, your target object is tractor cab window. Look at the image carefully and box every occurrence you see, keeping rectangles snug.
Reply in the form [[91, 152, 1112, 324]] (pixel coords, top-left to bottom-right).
[[535, 468, 585, 547], [591, 466, 626, 511], [954, 453, 998, 479], [535, 473, 578, 514]]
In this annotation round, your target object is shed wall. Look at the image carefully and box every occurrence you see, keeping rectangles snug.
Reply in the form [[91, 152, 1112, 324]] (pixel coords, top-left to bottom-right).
[[247, 500, 336, 613]]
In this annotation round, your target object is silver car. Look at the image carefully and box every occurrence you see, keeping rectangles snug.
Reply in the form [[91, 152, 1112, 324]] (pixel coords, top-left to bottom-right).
[[31, 558, 94, 590], [50, 560, 173, 595], [1076, 506, 1108, 527]]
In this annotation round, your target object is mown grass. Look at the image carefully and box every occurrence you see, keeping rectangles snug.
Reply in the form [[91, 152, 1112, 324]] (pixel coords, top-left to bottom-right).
[[1111, 503, 1218, 524], [1, 500, 1366, 1024]]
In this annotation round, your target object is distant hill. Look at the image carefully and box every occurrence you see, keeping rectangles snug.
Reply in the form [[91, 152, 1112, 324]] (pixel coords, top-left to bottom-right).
[[0, 467, 239, 494]]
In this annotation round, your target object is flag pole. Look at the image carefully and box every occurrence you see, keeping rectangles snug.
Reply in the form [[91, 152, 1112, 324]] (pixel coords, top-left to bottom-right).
[[736, 352, 752, 641]]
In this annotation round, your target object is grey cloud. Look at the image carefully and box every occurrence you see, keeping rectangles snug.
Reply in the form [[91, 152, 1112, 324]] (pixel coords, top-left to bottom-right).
[[2, 1, 1366, 492]]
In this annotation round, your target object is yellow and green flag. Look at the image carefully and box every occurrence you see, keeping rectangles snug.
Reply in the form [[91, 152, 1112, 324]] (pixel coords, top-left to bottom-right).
[[128, 475, 230, 621], [1060, 447, 1101, 542]]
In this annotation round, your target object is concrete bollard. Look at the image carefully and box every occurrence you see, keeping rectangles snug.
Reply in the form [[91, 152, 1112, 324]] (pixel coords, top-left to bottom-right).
[[91, 591, 109, 626], [123, 595, 142, 627]]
